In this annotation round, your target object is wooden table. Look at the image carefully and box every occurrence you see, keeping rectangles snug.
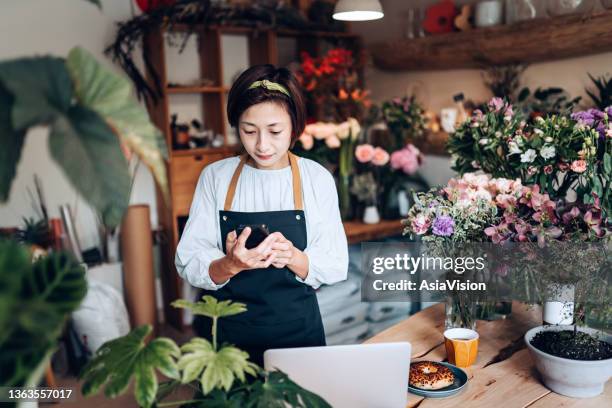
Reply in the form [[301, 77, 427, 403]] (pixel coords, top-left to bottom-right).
[[365, 302, 611, 407], [343, 219, 403, 244]]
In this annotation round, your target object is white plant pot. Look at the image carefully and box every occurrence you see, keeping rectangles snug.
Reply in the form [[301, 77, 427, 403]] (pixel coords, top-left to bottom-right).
[[525, 325, 612, 398], [542, 283, 574, 325], [363, 206, 380, 224]]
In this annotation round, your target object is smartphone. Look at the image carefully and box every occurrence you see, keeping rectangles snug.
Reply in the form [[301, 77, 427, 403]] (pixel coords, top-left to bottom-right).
[[236, 224, 270, 249]]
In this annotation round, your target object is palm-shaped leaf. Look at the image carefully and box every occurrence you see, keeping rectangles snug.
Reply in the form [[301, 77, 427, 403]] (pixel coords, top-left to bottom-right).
[[80, 325, 180, 408], [178, 338, 258, 395], [172, 295, 247, 319], [245, 371, 332, 408], [66, 47, 169, 201]]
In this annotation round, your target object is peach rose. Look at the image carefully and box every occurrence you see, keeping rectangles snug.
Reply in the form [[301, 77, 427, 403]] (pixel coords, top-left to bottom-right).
[[371, 147, 390, 166], [325, 135, 341, 149], [299, 132, 314, 150], [570, 159, 587, 173], [355, 144, 375, 163]]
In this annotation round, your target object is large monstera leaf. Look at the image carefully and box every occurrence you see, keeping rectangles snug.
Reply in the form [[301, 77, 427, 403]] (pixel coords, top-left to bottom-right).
[[66, 47, 169, 201], [80, 325, 180, 408], [0, 55, 131, 227], [0, 84, 26, 201], [178, 338, 258, 395]]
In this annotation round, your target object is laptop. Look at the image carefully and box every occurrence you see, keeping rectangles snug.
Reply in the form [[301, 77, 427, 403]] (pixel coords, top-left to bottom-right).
[[264, 342, 411, 408]]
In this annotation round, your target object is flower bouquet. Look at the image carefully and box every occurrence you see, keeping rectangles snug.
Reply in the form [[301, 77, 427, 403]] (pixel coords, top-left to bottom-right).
[[447, 98, 612, 217], [296, 118, 361, 219], [381, 95, 427, 149]]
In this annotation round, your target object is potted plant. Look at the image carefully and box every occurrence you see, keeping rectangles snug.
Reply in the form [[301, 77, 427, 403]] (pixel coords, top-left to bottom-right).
[[79, 296, 331, 407], [525, 325, 612, 398]]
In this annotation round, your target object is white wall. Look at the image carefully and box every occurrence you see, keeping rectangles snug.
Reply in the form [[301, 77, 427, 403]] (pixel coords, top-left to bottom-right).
[[350, 0, 612, 186]]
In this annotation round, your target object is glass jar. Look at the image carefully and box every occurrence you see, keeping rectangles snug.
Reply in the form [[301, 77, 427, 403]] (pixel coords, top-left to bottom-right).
[[546, 0, 595, 17], [445, 294, 477, 330]]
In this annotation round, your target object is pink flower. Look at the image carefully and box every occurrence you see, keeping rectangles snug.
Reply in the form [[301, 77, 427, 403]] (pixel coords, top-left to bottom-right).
[[488, 97, 504, 112], [355, 144, 375, 163], [371, 147, 390, 166], [411, 214, 431, 235], [390, 144, 423, 174], [298, 132, 314, 150], [543, 165, 553, 174], [570, 159, 587, 173], [325, 135, 341, 149]]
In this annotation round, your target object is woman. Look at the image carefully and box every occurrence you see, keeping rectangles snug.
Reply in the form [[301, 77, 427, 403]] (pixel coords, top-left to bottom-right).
[[175, 64, 349, 366]]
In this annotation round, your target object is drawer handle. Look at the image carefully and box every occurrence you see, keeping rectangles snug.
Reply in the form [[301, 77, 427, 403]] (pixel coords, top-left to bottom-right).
[[194, 155, 204, 161]]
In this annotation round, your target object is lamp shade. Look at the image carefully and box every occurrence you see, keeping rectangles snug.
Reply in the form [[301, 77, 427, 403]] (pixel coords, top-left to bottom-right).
[[333, 0, 384, 21]]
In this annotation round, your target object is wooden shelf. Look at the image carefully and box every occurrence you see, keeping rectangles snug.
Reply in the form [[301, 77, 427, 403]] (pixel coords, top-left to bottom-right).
[[344, 219, 404, 245], [168, 23, 358, 39], [167, 85, 228, 94], [371, 10, 612, 71]]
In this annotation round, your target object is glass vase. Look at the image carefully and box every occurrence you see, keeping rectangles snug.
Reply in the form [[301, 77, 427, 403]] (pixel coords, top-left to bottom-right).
[[338, 174, 352, 221], [475, 301, 513, 321], [546, 0, 595, 16], [445, 295, 477, 330]]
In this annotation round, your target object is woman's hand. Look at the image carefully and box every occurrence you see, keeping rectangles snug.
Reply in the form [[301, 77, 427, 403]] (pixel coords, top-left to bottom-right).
[[226, 227, 278, 272], [209, 227, 277, 285], [269, 232, 310, 281]]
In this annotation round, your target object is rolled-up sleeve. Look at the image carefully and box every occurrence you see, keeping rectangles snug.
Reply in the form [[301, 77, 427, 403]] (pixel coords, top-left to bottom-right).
[[175, 166, 229, 290], [298, 169, 349, 289]]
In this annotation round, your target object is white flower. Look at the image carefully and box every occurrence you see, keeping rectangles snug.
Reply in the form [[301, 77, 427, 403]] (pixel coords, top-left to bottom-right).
[[540, 145, 556, 160], [479, 138, 490, 145], [336, 121, 350, 140], [520, 149, 537, 163], [544, 136, 553, 143], [347, 117, 361, 141], [508, 141, 522, 155], [533, 128, 544, 136]]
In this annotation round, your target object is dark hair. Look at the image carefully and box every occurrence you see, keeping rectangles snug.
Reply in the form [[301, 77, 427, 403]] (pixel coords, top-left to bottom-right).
[[227, 64, 306, 147]]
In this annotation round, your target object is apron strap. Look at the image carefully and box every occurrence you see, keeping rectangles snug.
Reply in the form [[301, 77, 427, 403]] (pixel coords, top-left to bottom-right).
[[223, 152, 303, 211]]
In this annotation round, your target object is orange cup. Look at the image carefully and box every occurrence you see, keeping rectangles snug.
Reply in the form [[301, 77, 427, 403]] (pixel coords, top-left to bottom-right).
[[444, 328, 479, 368]]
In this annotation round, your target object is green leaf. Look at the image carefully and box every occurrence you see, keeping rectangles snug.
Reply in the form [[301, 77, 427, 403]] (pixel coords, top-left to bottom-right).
[[591, 175, 603, 198], [172, 296, 247, 320], [0, 56, 72, 129], [0, 83, 26, 201], [66, 47, 169, 202], [48, 105, 131, 228], [604, 152, 612, 175], [245, 371, 332, 408], [80, 325, 180, 408], [178, 338, 258, 395]]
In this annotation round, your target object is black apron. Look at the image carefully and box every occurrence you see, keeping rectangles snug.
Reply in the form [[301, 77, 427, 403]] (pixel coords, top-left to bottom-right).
[[193, 152, 326, 366]]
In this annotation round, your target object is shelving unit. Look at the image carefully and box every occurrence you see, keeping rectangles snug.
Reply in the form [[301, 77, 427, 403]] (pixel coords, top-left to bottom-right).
[[143, 24, 363, 330], [371, 10, 612, 71]]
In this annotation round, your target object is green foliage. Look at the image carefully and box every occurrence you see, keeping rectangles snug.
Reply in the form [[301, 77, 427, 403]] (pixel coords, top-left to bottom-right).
[[171, 296, 247, 320], [178, 338, 258, 394], [0, 46, 168, 228], [66, 47, 169, 201], [0, 240, 87, 388], [79, 297, 332, 408], [586, 73, 612, 110], [516, 86, 581, 117], [80, 325, 180, 408]]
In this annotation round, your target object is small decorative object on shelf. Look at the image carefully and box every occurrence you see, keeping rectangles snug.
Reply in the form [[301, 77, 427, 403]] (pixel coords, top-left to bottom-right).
[[454, 4, 474, 31], [475, 0, 504, 28], [546, 0, 595, 16], [505, 0, 537, 24], [423, 0, 458, 34], [542, 283, 575, 325]]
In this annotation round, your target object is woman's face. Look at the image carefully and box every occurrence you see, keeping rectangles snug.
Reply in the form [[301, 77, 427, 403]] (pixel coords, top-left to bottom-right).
[[238, 101, 292, 170]]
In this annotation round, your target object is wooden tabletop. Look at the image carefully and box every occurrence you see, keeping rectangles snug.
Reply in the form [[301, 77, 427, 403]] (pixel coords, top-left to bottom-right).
[[343, 219, 403, 244], [364, 302, 611, 407]]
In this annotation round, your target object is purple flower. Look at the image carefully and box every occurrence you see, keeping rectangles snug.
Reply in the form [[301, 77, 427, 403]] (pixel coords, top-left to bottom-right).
[[432, 215, 455, 236], [571, 110, 596, 127], [605, 106, 612, 118]]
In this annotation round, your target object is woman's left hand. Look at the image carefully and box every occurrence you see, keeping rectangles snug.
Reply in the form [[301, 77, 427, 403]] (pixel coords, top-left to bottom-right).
[[268, 232, 295, 269]]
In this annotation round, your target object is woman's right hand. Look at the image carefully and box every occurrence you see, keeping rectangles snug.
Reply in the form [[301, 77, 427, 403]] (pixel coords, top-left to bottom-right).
[[209, 227, 277, 285], [225, 227, 278, 273]]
